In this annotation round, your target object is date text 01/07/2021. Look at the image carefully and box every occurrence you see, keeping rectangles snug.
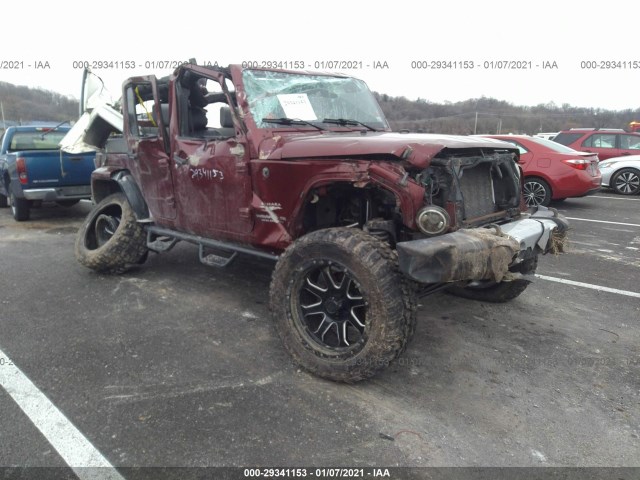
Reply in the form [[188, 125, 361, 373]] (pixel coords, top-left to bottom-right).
[[243, 468, 391, 478]]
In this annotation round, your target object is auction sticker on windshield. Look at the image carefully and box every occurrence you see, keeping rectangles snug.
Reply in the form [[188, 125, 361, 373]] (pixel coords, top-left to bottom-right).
[[277, 94, 317, 120]]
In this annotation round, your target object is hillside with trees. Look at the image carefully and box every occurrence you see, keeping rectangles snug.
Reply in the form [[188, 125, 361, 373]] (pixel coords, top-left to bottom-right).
[[0, 82, 78, 124], [375, 93, 640, 135], [1, 80, 639, 134]]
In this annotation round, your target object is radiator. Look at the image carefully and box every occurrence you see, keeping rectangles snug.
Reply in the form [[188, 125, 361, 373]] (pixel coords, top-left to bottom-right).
[[459, 163, 497, 220]]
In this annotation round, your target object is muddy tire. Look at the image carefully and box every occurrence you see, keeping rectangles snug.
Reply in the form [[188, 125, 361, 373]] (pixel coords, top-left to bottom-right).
[[270, 227, 417, 383], [0, 193, 7, 208], [75, 192, 148, 274], [10, 192, 30, 221], [446, 256, 538, 303]]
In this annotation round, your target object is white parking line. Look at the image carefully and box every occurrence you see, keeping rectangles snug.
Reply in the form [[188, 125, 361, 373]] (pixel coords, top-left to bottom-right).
[[0, 347, 124, 480], [565, 217, 640, 228], [535, 275, 640, 299], [593, 196, 640, 201]]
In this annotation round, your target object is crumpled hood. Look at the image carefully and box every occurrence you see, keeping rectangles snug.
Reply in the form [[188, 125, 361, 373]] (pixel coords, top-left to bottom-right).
[[260, 132, 518, 168]]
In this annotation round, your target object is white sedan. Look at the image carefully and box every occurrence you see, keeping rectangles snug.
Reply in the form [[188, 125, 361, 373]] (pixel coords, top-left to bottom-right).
[[599, 155, 640, 195]]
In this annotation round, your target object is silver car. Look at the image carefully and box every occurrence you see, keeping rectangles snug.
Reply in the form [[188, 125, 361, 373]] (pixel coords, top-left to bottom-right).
[[599, 155, 640, 195]]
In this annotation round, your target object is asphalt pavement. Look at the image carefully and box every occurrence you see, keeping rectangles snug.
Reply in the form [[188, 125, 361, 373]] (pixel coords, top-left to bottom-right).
[[0, 194, 638, 476]]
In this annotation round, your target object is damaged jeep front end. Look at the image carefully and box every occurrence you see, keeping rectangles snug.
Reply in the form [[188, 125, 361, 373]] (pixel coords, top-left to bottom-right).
[[407, 146, 524, 234], [397, 206, 568, 285], [395, 142, 569, 288]]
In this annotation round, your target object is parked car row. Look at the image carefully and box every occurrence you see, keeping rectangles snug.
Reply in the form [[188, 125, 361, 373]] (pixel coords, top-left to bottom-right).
[[482, 135, 601, 207], [481, 128, 640, 204], [550, 128, 640, 195], [554, 128, 640, 160]]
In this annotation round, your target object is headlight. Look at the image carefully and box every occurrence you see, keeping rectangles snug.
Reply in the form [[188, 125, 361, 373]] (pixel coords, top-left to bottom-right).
[[599, 162, 616, 169], [416, 206, 450, 236]]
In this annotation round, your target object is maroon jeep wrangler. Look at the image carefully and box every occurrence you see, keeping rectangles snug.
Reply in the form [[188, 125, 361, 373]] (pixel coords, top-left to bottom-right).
[[72, 64, 567, 382]]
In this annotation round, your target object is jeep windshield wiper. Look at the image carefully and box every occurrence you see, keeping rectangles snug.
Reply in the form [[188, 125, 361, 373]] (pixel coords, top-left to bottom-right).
[[322, 118, 377, 131], [261, 117, 326, 131]]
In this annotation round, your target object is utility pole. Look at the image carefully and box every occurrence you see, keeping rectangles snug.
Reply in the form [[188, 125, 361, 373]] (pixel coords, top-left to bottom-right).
[[1, 102, 5, 130], [474, 112, 478, 134]]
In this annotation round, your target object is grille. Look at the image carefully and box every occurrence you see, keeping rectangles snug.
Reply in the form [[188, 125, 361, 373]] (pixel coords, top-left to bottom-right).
[[459, 163, 497, 220]]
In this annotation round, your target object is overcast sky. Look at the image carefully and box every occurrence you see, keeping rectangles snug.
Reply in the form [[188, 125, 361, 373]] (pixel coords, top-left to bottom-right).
[[1, 0, 639, 111]]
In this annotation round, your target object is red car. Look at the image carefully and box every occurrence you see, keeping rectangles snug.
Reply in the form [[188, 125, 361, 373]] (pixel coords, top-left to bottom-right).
[[553, 128, 640, 161], [483, 135, 601, 207]]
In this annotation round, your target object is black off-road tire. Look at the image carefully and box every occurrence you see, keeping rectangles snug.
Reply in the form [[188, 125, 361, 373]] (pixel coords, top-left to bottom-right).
[[75, 192, 148, 274], [0, 193, 7, 208], [270, 227, 417, 383], [446, 256, 538, 303], [10, 192, 30, 221]]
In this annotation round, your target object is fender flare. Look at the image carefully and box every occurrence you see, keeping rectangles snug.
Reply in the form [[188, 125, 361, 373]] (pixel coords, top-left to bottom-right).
[[112, 171, 150, 220], [92, 169, 149, 220]]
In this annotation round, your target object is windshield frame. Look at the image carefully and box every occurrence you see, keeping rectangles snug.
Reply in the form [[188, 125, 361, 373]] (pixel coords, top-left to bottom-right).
[[239, 68, 390, 132]]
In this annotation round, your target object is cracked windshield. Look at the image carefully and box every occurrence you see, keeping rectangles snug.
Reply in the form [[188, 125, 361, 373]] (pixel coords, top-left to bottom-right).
[[242, 69, 389, 130]]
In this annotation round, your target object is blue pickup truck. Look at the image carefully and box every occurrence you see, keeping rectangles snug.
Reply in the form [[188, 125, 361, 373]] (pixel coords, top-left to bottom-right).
[[0, 125, 95, 221]]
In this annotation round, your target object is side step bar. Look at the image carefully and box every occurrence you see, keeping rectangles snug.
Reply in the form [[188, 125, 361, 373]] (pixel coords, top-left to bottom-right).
[[199, 245, 237, 268], [145, 225, 279, 268]]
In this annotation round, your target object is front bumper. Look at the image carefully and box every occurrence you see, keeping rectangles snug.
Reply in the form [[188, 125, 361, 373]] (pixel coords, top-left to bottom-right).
[[600, 168, 615, 187], [22, 185, 92, 202], [397, 207, 569, 284]]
